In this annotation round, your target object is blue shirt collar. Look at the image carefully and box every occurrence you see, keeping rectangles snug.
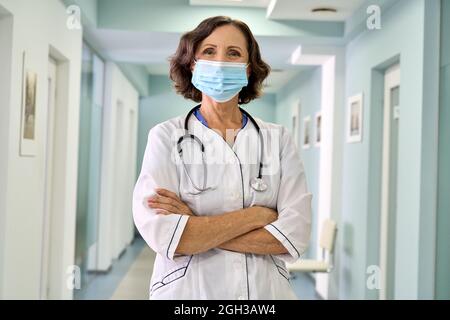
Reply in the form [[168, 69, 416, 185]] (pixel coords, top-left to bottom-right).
[[194, 107, 248, 129]]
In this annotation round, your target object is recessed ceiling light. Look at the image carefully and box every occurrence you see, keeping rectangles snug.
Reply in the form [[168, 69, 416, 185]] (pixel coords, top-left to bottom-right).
[[311, 7, 337, 13]]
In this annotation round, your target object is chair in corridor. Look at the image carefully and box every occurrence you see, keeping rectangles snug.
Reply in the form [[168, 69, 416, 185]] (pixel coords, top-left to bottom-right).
[[287, 219, 337, 273]]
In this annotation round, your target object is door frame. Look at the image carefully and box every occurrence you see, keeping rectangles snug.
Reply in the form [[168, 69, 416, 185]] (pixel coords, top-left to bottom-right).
[[40, 47, 75, 299], [40, 57, 58, 299], [379, 63, 400, 300]]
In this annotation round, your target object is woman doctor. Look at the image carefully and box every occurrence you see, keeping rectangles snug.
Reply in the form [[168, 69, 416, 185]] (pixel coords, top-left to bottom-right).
[[132, 16, 312, 300]]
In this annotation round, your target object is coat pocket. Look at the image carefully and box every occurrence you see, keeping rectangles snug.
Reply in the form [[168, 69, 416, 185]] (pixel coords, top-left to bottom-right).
[[150, 255, 193, 297], [270, 255, 290, 281]]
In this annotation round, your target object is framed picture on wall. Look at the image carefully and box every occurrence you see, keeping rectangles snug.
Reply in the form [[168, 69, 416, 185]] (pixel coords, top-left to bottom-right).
[[315, 111, 322, 147], [291, 100, 301, 147], [302, 116, 311, 149], [19, 51, 38, 156], [347, 93, 363, 143]]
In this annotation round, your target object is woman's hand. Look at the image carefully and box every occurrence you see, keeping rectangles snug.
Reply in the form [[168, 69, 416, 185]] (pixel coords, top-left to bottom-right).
[[147, 188, 195, 216]]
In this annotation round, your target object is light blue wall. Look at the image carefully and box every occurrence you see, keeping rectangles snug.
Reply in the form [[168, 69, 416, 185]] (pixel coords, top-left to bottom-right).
[[61, 0, 98, 27], [344, 0, 398, 41], [117, 63, 150, 97], [137, 75, 276, 175], [75, 43, 103, 287], [275, 67, 322, 260], [341, 0, 439, 299], [61, 1, 150, 97], [436, 0, 450, 300]]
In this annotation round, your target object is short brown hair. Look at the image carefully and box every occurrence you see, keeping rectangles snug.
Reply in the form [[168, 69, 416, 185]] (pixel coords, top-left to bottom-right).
[[169, 16, 270, 104]]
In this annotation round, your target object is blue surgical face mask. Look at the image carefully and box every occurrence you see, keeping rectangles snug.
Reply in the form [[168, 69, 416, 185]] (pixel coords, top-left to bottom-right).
[[191, 59, 249, 103]]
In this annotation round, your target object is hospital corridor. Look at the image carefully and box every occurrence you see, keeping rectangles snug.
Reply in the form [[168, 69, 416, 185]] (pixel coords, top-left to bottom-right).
[[0, 0, 449, 302]]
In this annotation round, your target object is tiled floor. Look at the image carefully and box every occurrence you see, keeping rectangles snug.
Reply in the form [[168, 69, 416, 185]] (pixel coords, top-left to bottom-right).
[[111, 246, 155, 299], [290, 273, 321, 300], [74, 237, 147, 300], [75, 236, 319, 300]]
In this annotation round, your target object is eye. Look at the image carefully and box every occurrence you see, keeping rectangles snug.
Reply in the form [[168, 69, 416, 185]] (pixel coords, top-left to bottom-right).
[[203, 48, 215, 55], [229, 50, 241, 57]]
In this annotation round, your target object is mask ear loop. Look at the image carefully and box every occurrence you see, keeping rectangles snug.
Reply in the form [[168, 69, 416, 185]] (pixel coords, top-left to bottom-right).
[[191, 59, 198, 74], [238, 63, 250, 103]]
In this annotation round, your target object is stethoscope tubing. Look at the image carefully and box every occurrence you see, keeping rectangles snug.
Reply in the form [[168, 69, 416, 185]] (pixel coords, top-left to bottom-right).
[[178, 104, 266, 192]]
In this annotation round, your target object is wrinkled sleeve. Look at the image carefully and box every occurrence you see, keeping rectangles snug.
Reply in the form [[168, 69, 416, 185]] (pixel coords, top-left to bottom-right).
[[264, 125, 312, 264], [132, 124, 189, 261]]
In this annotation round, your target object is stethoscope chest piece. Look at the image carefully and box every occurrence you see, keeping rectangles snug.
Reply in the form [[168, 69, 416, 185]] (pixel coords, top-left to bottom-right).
[[250, 177, 268, 192]]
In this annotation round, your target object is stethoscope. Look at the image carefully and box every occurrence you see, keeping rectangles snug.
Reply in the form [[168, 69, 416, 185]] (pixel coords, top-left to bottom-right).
[[177, 104, 268, 193]]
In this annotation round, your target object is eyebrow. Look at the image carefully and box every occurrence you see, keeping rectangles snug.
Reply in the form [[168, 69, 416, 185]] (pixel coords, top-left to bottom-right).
[[202, 44, 243, 51]]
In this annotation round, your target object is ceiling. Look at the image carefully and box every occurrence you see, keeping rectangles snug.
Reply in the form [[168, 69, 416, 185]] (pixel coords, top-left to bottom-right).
[[190, 0, 365, 21], [86, 0, 367, 94], [87, 29, 181, 64], [267, 0, 365, 21], [190, 0, 271, 8]]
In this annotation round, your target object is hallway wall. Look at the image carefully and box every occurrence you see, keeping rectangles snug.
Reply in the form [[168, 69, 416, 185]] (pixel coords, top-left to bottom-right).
[[275, 67, 322, 261], [136, 75, 277, 177], [0, 6, 13, 294], [75, 44, 105, 283], [341, 0, 440, 299], [0, 0, 82, 299], [436, 0, 450, 300], [97, 63, 139, 271]]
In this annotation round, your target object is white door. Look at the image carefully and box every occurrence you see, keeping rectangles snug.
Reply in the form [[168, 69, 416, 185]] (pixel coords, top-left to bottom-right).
[[40, 58, 57, 299], [380, 64, 400, 300]]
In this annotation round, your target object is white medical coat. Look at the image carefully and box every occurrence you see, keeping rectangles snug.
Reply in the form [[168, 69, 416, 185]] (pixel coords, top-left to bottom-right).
[[132, 112, 312, 300]]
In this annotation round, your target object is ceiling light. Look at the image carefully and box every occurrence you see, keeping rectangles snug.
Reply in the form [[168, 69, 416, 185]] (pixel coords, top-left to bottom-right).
[[311, 7, 337, 13]]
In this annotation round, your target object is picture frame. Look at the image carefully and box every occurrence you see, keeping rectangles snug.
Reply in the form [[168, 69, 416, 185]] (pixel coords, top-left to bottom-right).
[[347, 93, 363, 143], [302, 116, 311, 149], [291, 100, 301, 147], [19, 51, 38, 156], [315, 111, 322, 147]]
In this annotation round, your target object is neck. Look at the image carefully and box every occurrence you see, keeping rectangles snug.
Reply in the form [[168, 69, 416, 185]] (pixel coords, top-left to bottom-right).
[[199, 95, 242, 129]]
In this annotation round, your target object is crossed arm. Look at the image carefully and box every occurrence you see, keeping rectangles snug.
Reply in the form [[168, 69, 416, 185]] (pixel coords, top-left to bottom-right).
[[147, 188, 288, 256]]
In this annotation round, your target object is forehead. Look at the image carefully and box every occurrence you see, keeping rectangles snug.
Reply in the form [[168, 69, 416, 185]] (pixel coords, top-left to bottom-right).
[[200, 24, 247, 48]]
